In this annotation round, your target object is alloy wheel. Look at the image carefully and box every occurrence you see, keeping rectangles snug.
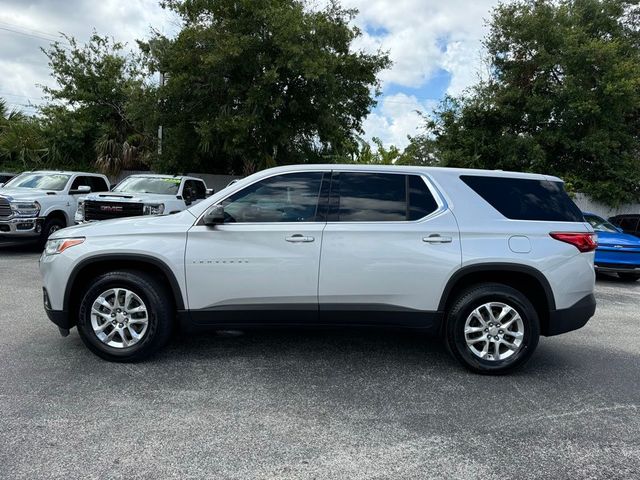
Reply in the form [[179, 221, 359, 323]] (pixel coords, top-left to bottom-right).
[[90, 288, 149, 348], [464, 302, 525, 361]]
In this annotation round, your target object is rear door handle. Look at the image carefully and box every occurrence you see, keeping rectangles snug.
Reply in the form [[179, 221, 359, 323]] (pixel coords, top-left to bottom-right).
[[286, 234, 315, 243], [423, 234, 452, 244]]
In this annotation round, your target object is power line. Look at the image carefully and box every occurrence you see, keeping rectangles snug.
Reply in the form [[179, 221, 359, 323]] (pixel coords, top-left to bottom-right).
[[0, 25, 62, 44], [0, 91, 44, 101], [0, 20, 63, 40]]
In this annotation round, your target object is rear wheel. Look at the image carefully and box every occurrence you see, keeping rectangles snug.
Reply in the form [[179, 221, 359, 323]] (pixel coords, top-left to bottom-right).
[[77, 270, 174, 362], [618, 272, 640, 281], [445, 283, 540, 374]]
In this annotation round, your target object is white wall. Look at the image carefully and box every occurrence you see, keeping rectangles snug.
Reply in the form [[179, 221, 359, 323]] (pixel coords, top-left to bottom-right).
[[572, 193, 640, 219]]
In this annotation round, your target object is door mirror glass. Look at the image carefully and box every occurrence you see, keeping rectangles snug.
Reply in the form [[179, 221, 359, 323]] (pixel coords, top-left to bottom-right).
[[203, 205, 225, 226]]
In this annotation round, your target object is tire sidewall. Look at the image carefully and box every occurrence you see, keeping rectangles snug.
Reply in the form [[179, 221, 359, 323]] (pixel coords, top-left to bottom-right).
[[39, 217, 66, 248], [44, 218, 64, 237], [447, 286, 540, 374], [77, 273, 162, 361]]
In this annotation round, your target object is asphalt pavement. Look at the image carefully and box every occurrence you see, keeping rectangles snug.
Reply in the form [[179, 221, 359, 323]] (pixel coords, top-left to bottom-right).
[[0, 248, 638, 479]]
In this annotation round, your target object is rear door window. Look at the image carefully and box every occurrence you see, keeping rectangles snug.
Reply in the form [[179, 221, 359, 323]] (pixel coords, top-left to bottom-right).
[[329, 172, 439, 222], [460, 175, 584, 222]]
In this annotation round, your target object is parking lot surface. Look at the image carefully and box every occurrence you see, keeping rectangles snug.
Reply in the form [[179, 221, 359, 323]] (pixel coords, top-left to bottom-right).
[[0, 248, 639, 479]]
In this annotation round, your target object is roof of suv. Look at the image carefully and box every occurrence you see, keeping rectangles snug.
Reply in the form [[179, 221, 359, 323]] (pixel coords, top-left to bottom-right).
[[256, 164, 563, 182]]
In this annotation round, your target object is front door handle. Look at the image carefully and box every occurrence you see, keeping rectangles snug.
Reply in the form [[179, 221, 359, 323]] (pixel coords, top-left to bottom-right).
[[423, 234, 452, 244], [286, 234, 315, 243]]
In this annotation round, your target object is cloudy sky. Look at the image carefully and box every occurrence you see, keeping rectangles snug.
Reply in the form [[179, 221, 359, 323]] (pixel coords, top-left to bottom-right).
[[0, 0, 499, 148]]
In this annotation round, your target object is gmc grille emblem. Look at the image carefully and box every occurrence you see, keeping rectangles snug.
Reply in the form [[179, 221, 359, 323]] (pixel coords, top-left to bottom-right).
[[100, 205, 124, 212]]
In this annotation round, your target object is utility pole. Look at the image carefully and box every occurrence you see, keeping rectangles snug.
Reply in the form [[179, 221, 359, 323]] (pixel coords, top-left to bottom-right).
[[158, 71, 164, 156]]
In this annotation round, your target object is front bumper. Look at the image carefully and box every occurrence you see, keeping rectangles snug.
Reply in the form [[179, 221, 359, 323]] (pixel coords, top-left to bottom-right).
[[545, 293, 596, 336], [0, 216, 43, 238], [43, 287, 72, 335]]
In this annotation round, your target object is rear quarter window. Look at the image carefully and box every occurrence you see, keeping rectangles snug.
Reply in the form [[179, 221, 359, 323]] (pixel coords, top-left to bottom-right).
[[460, 175, 584, 222]]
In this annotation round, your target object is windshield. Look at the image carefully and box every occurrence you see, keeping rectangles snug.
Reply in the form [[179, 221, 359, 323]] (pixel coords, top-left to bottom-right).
[[114, 177, 181, 195], [4, 173, 70, 191], [584, 214, 620, 233]]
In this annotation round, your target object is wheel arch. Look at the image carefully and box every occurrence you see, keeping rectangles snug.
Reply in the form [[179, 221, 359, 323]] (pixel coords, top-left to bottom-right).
[[438, 263, 556, 335], [44, 209, 69, 226], [64, 254, 186, 325]]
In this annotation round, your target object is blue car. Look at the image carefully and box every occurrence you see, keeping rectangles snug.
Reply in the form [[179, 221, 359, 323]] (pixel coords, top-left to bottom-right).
[[583, 212, 640, 281]]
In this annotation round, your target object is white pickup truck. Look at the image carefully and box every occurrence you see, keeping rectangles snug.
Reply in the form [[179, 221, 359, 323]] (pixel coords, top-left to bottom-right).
[[75, 174, 211, 223], [0, 171, 110, 245]]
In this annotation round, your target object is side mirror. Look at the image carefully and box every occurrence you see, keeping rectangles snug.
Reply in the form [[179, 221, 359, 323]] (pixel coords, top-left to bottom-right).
[[203, 205, 225, 226], [205, 188, 214, 198], [71, 185, 91, 195], [0, 183, 4, 188]]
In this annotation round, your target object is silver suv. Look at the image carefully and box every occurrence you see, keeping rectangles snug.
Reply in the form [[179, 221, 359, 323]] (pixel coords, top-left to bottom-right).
[[40, 165, 596, 373]]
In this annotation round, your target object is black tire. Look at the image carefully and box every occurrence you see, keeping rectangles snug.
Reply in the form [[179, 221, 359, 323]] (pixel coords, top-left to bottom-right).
[[444, 283, 540, 375], [39, 216, 66, 248], [618, 272, 640, 282], [77, 270, 174, 362]]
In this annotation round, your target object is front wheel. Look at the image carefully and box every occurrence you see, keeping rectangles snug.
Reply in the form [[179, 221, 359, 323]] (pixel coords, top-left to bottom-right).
[[39, 216, 65, 248], [445, 283, 540, 374], [77, 270, 174, 362]]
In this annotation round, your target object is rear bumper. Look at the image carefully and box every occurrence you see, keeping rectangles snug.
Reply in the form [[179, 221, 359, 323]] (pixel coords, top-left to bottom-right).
[[545, 293, 596, 336], [595, 263, 640, 274]]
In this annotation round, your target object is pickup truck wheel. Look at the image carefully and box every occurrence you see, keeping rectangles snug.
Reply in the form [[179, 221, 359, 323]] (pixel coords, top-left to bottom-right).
[[77, 270, 174, 362], [618, 272, 640, 281], [39, 217, 65, 247], [445, 283, 540, 375]]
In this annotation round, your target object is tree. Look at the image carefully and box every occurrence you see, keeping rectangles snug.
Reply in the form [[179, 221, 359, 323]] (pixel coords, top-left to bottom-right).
[[348, 137, 402, 165], [41, 34, 156, 175], [425, 0, 640, 205], [143, 0, 390, 174], [0, 99, 50, 170]]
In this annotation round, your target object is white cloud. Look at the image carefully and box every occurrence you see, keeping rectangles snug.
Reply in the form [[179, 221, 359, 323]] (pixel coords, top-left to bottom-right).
[[0, 0, 499, 148], [363, 93, 436, 149], [0, 0, 177, 110], [344, 0, 499, 146]]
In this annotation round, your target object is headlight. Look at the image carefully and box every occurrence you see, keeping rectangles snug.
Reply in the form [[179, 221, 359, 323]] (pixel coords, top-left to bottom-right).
[[10, 200, 40, 217], [43, 237, 85, 256], [143, 203, 165, 215], [75, 200, 85, 222]]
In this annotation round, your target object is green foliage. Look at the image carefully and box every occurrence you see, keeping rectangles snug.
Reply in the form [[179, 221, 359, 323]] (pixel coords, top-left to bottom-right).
[[348, 137, 401, 165], [143, 0, 390, 174], [423, 0, 640, 206], [0, 100, 47, 170], [40, 33, 157, 175]]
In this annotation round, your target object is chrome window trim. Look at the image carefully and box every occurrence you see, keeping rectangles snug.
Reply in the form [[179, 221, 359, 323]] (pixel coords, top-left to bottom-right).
[[193, 168, 449, 226]]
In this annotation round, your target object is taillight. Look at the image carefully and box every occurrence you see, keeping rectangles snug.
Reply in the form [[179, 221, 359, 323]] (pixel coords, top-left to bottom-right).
[[550, 232, 597, 252]]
